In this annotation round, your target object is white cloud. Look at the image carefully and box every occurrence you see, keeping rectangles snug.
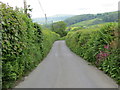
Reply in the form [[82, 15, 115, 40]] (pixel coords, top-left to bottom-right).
[[0, 0, 119, 18]]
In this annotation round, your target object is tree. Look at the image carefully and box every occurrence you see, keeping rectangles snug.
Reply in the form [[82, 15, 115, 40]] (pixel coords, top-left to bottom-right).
[[51, 21, 67, 37]]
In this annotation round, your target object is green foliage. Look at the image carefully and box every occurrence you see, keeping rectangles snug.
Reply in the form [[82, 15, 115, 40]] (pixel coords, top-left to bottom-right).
[[41, 29, 60, 57], [58, 36, 66, 40], [99, 49, 120, 84], [70, 18, 105, 28], [87, 22, 113, 29], [64, 11, 118, 26], [51, 21, 67, 37], [66, 23, 120, 84], [1, 3, 60, 88], [66, 27, 83, 32], [65, 14, 96, 26], [100, 11, 118, 22]]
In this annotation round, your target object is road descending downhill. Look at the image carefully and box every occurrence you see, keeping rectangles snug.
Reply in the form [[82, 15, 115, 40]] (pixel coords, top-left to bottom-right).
[[15, 40, 118, 88]]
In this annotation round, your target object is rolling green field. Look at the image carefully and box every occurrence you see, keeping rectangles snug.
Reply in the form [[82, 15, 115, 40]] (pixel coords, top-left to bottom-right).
[[70, 18, 104, 27]]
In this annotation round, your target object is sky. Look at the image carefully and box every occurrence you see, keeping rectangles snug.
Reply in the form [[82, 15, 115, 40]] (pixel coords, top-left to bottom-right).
[[0, 0, 119, 18]]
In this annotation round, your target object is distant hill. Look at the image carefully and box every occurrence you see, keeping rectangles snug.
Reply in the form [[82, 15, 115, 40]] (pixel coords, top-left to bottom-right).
[[70, 18, 105, 28], [32, 14, 74, 24], [64, 11, 118, 26]]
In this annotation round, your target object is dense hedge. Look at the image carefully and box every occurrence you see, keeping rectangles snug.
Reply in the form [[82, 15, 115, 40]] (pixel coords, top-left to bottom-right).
[[66, 23, 120, 84], [1, 2, 60, 88], [41, 29, 60, 58]]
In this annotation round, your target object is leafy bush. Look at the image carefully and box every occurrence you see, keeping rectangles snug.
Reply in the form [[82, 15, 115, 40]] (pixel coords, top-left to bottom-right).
[[66, 23, 120, 84], [51, 21, 67, 37], [41, 29, 60, 57], [1, 2, 60, 88]]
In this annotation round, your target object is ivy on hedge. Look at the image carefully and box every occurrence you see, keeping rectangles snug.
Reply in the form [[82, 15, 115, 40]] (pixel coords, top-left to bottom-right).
[[1, 2, 60, 88], [66, 23, 120, 85]]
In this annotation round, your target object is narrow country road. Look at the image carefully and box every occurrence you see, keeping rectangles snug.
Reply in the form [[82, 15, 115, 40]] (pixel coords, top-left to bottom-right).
[[15, 40, 118, 88]]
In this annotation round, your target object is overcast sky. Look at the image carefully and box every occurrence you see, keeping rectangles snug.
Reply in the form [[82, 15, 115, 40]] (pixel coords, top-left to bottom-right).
[[0, 0, 119, 18]]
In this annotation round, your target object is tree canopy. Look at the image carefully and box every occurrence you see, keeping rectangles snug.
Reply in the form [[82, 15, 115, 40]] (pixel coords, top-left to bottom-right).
[[51, 21, 67, 37]]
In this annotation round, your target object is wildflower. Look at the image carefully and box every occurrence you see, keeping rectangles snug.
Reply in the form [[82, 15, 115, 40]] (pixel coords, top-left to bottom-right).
[[104, 45, 109, 49], [96, 51, 109, 60]]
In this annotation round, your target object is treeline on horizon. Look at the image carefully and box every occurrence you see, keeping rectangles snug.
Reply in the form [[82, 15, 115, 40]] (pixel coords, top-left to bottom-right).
[[64, 11, 118, 26]]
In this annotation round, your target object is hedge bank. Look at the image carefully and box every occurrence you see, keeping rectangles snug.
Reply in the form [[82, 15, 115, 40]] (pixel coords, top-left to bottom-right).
[[66, 23, 120, 84], [1, 2, 60, 88]]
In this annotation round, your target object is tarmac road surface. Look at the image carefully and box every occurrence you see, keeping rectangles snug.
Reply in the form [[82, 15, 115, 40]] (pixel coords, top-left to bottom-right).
[[15, 40, 118, 88]]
